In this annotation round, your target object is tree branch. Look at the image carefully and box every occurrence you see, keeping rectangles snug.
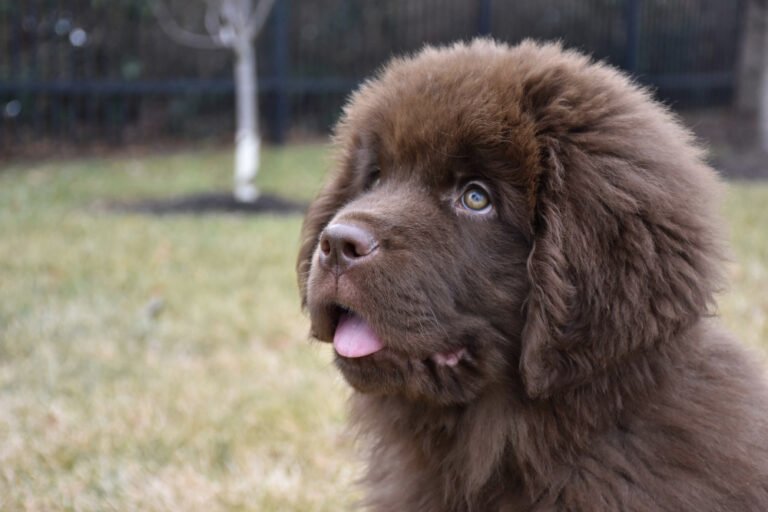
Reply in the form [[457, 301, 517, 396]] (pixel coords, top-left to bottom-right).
[[204, 0, 224, 37], [247, 0, 277, 39], [151, 0, 225, 50]]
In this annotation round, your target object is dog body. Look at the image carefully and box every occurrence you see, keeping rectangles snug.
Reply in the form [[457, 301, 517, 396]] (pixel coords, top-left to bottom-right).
[[297, 40, 768, 511]]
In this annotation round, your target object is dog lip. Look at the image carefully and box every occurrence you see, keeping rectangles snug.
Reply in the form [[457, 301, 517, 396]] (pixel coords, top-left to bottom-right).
[[312, 302, 384, 353], [430, 347, 468, 367], [308, 301, 346, 343], [314, 301, 467, 364]]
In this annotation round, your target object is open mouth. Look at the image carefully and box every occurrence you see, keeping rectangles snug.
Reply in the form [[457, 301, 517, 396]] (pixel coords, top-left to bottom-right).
[[325, 304, 468, 367]]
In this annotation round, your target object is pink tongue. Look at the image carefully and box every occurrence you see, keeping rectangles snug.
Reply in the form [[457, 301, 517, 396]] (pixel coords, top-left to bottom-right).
[[333, 313, 385, 358]]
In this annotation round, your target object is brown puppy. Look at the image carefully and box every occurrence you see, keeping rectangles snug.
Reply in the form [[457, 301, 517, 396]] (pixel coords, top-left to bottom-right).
[[297, 40, 768, 511]]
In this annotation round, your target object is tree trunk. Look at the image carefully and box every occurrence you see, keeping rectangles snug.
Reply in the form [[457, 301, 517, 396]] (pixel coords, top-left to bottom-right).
[[736, 1, 766, 112], [233, 40, 260, 202], [760, 6, 768, 151]]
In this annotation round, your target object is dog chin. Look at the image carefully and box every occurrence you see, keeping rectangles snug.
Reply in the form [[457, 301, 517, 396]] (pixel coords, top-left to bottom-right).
[[333, 342, 491, 406]]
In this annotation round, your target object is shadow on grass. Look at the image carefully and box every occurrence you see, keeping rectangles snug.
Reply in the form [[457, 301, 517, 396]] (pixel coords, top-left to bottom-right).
[[111, 192, 307, 216]]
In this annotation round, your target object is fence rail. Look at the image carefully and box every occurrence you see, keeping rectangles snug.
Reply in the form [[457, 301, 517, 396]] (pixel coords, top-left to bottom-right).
[[0, 0, 748, 156]]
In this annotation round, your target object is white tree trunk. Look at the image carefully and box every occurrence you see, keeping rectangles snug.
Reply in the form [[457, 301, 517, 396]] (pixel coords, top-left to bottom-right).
[[233, 40, 260, 202]]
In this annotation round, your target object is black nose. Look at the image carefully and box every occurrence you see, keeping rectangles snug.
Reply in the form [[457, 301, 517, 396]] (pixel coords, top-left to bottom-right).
[[318, 223, 379, 274]]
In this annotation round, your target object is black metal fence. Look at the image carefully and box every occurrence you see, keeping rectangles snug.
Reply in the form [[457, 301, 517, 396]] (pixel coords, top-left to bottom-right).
[[0, 0, 748, 157]]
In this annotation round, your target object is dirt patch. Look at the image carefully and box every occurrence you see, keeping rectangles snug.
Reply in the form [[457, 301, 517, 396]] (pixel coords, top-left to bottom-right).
[[111, 192, 306, 216]]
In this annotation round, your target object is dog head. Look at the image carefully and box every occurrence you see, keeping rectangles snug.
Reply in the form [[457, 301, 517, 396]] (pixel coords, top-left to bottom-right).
[[297, 40, 724, 405]]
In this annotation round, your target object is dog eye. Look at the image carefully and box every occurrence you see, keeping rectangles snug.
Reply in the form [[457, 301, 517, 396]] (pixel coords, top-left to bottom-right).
[[460, 185, 491, 212]]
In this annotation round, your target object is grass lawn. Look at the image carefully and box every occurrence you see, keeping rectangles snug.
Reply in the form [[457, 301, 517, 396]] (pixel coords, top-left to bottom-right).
[[1, 145, 767, 511]]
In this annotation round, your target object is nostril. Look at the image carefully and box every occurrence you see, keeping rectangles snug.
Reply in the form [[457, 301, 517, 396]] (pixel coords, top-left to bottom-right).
[[320, 237, 331, 256], [342, 240, 363, 259]]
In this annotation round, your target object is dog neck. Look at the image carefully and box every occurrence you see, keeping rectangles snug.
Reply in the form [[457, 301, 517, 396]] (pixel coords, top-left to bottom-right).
[[348, 325, 694, 509], [350, 388, 526, 509]]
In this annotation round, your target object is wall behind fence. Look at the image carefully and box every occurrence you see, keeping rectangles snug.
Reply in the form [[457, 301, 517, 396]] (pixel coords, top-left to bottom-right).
[[0, 0, 747, 157]]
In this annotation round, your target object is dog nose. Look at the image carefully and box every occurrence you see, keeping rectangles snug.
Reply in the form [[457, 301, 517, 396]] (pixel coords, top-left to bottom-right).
[[319, 223, 379, 274]]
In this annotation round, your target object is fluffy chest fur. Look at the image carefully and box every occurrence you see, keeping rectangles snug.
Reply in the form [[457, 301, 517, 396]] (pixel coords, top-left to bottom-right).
[[349, 326, 768, 511]]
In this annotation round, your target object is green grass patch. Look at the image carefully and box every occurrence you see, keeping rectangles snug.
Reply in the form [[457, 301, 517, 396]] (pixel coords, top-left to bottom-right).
[[0, 146, 766, 510]]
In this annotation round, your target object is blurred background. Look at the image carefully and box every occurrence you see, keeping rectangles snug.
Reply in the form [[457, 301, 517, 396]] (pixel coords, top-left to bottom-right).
[[1, 0, 767, 165], [1, 1, 767, 510]]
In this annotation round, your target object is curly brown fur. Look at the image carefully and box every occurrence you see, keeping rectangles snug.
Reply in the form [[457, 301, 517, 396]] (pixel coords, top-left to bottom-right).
[[297, 39, 768, 511]]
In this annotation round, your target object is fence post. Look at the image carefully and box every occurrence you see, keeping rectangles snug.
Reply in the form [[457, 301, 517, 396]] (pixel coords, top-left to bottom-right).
[[477, 0, 492, 37], [271, 0, 289, 144], [624, 0, 641, 73]]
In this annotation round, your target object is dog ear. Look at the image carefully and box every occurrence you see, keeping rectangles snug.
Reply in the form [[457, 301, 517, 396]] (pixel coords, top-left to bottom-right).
[[520, 137, 724, 399]]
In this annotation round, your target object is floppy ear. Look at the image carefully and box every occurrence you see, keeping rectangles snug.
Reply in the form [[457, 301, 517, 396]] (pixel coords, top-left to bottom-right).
[[520, 138, 724, 399]]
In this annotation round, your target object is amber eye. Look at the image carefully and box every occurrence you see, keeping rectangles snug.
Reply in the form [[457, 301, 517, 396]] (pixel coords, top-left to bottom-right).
[[461, 185, 491, 212]]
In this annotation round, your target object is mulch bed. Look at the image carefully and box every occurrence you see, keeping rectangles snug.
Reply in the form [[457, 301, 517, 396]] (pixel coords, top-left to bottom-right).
[[111, 192, 306, 216]]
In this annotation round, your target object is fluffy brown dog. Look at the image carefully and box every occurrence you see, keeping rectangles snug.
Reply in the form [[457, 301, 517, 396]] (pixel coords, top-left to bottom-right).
[[297, 40, 768, 511]]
